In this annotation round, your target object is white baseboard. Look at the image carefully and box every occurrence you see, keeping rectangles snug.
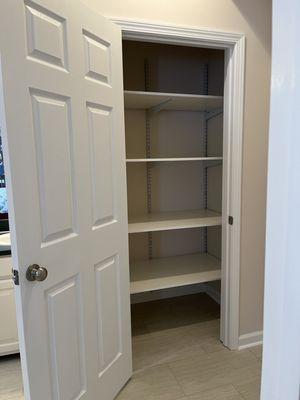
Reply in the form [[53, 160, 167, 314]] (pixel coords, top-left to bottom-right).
[[238, 331, 263, 349]]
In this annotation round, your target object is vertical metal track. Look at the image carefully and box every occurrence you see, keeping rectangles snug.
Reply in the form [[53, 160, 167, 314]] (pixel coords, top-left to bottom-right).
[[144, 59, 150, 92], [146, 111, 153, 259], [145, 113, 152, 212], [144, 59, 153, 259], [203, 63, 209, 96], [203, 63, 209, 253], [203, 118, 208, 253]]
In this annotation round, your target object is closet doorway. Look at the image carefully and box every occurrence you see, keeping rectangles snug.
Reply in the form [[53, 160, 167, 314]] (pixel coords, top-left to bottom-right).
[[116, 20, 245, 351]]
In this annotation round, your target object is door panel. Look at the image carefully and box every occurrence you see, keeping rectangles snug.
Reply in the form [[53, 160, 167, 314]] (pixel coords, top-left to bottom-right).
[[87, 103, 115, 227], [83, 30, 111, 85], [25, 1, 69, 71], [95, 256, 122, 376], [47, 276, 86, 400], [31, 90, 77, 242], [0, 1, 131, 399]]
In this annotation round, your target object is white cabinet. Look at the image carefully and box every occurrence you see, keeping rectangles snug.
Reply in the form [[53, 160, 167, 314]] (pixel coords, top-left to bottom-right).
[[0, 256, 19, 356]]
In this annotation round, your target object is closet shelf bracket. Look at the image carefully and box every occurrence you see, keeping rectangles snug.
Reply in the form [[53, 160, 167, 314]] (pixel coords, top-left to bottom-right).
[[205, 108, 223, 121], [148, 98, 172, 115]]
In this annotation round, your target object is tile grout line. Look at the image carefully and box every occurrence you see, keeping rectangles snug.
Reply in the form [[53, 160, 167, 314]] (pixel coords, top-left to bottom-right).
[[232, 384, 252, 400], [165, 363, 187, 398]]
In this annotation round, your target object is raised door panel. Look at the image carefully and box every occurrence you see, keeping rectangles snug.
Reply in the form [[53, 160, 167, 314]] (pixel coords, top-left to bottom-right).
[[47, 276, 86, 400], [24, 0, 68, 70], [83, 30, 111, 85], [95, 256, 122, 377], [31, 90, 77, 243], [87, 104, 115, 228]]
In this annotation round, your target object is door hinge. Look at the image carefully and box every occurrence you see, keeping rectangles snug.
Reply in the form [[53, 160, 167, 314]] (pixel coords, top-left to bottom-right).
[[12, 269, 19, 286], [228, 216, 234, 225]]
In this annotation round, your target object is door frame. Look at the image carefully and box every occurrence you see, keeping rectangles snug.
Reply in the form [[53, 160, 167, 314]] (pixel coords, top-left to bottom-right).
[[111, 19, 245, 350]]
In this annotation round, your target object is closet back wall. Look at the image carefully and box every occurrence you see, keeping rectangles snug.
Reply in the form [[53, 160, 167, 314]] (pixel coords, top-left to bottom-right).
[[82, 0, 272, 338]]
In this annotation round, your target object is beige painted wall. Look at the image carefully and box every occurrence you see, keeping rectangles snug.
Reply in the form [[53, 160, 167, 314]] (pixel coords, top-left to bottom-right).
[[82, 0, 272, 336]]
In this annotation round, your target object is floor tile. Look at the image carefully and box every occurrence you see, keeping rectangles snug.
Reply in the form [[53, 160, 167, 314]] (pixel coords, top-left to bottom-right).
[[116, 364, 185, 400], [168, 349, 260, 395], [177, 384, 244, 400], [248, 345, 263, 361], [234, 377, 261, 400], [200, 341, 225, 354], [133, 327, 207, 372], [0, 355, 23, 399], [131, 294, 221, 372]]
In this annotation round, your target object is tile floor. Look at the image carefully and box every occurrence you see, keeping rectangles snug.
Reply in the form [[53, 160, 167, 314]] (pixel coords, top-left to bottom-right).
[[117, 294, 262, 400], [0, 355, 23, 400], [0, 293, 262, 400]]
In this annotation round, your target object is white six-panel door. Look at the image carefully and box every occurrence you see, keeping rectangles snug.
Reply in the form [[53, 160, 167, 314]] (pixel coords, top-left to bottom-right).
[[0, 1, 132, 399]]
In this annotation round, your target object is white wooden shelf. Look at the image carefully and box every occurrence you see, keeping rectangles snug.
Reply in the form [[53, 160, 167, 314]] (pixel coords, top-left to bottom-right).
[[126, 157, 223, 163], [130, 253, 221, 294], [124, 90, 223, 112], [128, 209, 222, 233]]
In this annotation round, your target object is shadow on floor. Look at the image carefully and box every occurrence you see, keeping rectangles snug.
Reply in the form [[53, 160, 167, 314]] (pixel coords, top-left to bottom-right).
[[131, 292, 220, 335]]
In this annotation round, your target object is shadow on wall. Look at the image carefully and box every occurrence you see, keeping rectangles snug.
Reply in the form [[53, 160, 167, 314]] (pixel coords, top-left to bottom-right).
[[232, 0, 272, 53]]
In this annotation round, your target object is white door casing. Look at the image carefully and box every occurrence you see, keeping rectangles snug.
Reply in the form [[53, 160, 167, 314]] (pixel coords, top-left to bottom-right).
[[0, 1, 132, 399], [112, 19, 246, 349]]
